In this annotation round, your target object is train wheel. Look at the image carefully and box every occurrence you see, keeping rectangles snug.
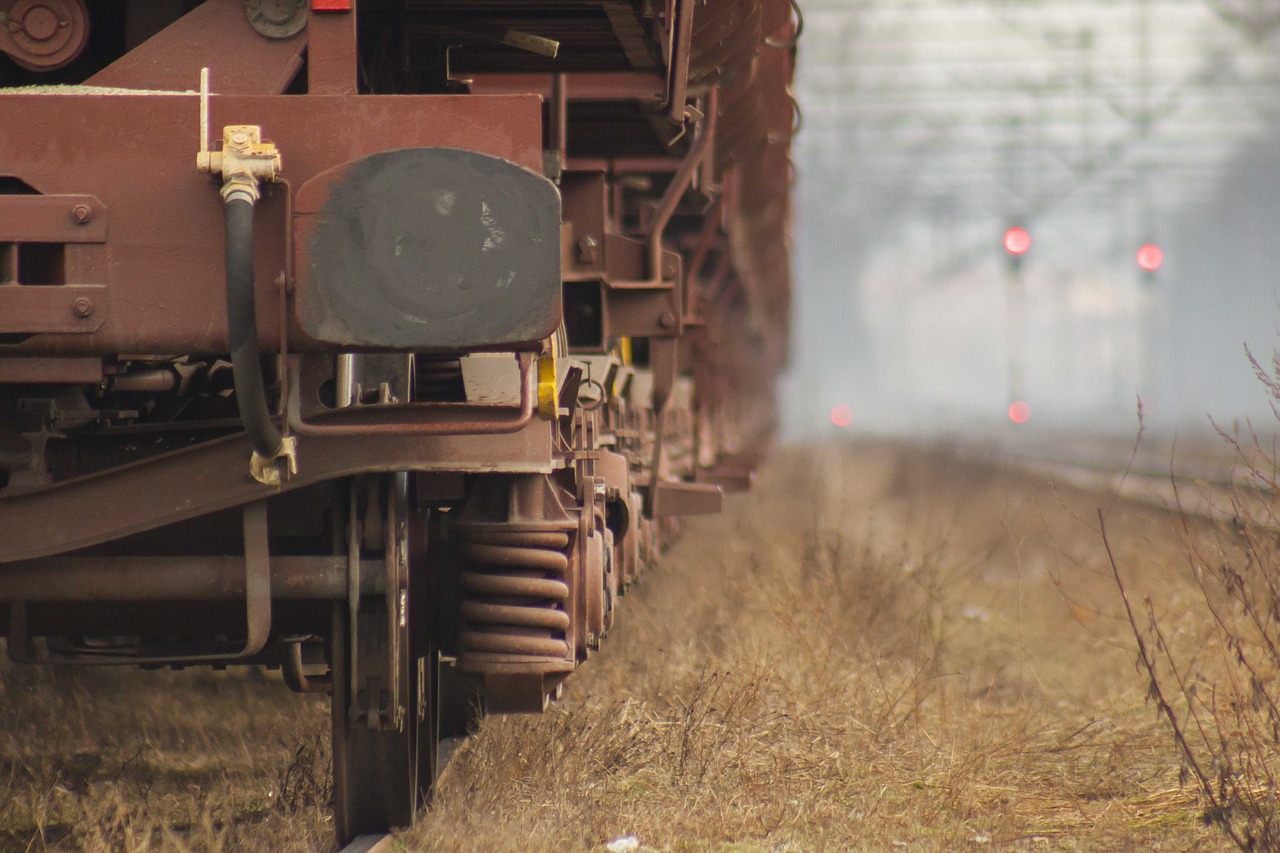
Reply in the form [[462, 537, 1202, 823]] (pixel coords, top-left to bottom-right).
[[330, 475, 443, 845], [329, 605, 409, 842]]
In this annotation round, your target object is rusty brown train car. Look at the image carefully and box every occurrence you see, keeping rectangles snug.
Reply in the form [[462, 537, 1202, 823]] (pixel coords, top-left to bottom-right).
[[0, 0, 797, 841]]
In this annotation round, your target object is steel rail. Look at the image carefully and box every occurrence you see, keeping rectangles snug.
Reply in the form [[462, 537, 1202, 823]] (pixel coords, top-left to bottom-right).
[[949, 436, 1274, 526], [338, 833, 393, 853]]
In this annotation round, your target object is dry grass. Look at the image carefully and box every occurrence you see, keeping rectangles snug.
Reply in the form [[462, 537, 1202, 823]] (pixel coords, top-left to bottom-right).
[[0, 440, 1233, 851], [402, 443, 1227, 851], [0, 666, 331, 851], [1107, 352, 1280, 850]]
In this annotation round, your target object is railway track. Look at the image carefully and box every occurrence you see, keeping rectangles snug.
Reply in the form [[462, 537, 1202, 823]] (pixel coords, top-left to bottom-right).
[[950, 427, 1277, 525], [339, 834, 394, 853]]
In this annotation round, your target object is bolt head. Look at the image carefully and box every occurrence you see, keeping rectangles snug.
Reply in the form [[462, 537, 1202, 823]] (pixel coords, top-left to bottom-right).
[[72, 297, 92, 318], [70, 204, 91, 224], [658, 312, 676, 328]]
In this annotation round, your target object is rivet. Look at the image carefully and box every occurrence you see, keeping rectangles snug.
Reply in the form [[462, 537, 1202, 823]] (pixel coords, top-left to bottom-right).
[[71, 204, 91, 224]]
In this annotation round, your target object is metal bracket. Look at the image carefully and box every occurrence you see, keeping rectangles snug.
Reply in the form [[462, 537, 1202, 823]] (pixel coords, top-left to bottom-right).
[[282, 640, 331, 693], [5, 501, 273, 664], [661, 0, 694, 124], [287, 353, 538, 437], [650, 481, 723, 517], [250, 434, 298, 486]]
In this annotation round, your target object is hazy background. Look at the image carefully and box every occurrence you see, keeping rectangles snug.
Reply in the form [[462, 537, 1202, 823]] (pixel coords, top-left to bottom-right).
[[783, 0, 1280, 438]]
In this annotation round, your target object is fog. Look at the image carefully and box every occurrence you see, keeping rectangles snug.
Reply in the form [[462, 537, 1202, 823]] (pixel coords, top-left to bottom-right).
[[783, 0, 1280, 440]]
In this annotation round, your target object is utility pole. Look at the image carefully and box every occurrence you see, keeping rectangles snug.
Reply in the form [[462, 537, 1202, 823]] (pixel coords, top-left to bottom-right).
[[1134, 0, 1161, 412], [1002, 114, 1030, 415], [1077, 27, 1096, 172], [1003, 225, 1031, 409]]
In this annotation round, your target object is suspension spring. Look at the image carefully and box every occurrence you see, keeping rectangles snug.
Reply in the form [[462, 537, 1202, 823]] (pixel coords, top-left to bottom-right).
[[456, 528, 572, 663], [415, 356, 466, 402]]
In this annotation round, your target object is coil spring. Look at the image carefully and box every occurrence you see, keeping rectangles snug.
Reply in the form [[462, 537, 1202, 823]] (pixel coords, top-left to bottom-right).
[[457, 529, 571, 663], [415, 356, 465, 402]]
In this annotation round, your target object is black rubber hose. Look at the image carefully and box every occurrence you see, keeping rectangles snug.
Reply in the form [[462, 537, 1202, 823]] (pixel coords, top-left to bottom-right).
[[224, 196, 283, 459]]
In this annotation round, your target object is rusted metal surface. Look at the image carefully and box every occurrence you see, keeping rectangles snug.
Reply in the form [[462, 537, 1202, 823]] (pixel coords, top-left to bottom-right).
[[0, 93, 542, 354], [0, 285, 107, 335], [288, 354, 538, 437], [0, 194, 106, 243], [559, 173, 683, 344], [467, 71, 664, 102], [564, 156, 681, 173], [0, 555, 385, 601], [0, 0, 89, 71], [549, 73, 567, 177], [451, 474, 588, 713], [0, 419, 555, 564], [418, 1, 647, 75], [664, 0, 695, 123], [458, 530, 573, 660], [645, 87, 718, 286], [543, 35, 792, 482], [307, 3, 358, 95], [651, 480, 723, 516], [107, 368, 177, 393], [0, 356, 100, 383], [282, 641, 331, 693], [690, 0, 760, 96], [87, 0, 305, 94], [6, 500, 274, 664], [684, 194, 724, 318]]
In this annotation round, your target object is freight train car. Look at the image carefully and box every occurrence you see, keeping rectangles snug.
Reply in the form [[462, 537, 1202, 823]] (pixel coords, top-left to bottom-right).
[[0, 0, 797, 841]]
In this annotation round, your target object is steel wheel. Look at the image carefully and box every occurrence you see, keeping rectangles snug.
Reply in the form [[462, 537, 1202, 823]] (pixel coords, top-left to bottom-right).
[[330, 601, 418, 842], [330, 475, 441, 845]]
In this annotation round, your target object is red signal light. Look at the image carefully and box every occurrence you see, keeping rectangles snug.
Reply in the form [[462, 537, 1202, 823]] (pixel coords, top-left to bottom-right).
[[1007, 400, 1030, 424], [830, 404, 854, 428], [1003, 227, 1031, 256], [1136, 243, 1163, 273]]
